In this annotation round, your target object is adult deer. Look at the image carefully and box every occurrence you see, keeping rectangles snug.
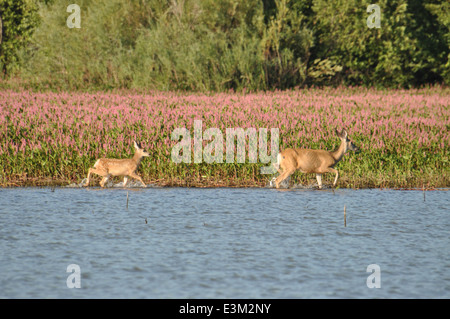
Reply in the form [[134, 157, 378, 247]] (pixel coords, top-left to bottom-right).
[[273, 129, 358, 189], [83, 141, 149, 187]]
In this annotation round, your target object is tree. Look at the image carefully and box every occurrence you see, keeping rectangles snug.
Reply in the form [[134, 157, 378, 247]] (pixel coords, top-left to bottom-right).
[[0, 0, 39, 76], [263, 0, 314, 89]]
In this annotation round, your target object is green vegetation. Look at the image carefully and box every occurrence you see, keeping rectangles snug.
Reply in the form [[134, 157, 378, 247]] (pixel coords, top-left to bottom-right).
[[0, 0, 39, 76], [0, 88, 448, 188], [0, 1, 448, 188], [0, 0, 449, 90]]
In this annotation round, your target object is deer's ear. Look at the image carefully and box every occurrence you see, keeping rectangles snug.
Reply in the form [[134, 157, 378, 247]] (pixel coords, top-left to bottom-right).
[[341, 129, 348, 139], [133, 141, 139, 149], [336, 128, 343, 138]]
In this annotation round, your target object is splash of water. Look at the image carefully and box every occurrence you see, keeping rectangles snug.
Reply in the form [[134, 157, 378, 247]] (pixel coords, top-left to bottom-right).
[[65, 178, 148, 188], [267, 176, 290, 188], [267, 175, 328, 189]]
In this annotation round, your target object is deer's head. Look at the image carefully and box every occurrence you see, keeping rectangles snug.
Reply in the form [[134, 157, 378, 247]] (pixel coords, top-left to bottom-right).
[[336, 129, 359, 153], [134, 141, 150, 157]]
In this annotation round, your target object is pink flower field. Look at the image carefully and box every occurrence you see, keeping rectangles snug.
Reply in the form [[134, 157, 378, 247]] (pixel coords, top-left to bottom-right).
[[0, 87, 448, 187]]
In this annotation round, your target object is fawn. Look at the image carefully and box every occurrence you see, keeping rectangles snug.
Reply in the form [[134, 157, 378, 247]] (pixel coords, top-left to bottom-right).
[[273, 129, 358, 189], [83, 141, 149, 187]]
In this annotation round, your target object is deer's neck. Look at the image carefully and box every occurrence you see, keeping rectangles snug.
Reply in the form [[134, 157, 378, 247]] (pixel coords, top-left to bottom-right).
[[331, 140, 346, 164], [132, 153, 143, 167]]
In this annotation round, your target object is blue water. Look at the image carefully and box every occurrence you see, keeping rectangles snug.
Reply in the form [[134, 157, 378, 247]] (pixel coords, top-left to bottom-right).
[[0, 187, 449, 298]]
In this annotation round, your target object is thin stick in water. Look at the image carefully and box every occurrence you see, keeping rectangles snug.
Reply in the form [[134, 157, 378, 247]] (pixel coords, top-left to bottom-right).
[[126, 191, 129, 210], [344, 205, 347, 227]]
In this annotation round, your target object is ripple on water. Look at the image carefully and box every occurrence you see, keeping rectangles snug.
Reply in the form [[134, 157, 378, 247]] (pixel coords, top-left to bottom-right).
[[0, 187, 448, 298]]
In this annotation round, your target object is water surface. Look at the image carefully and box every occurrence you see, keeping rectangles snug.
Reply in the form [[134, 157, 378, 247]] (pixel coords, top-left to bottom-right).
[[0, 187, 448, 298]]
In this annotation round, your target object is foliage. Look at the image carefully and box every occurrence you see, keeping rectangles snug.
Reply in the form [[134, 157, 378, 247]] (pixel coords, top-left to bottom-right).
[[1, 87, 448, 187], [262, 0, 313, 88], [1, 0, 449, 90], [0, 0, 40, 76]]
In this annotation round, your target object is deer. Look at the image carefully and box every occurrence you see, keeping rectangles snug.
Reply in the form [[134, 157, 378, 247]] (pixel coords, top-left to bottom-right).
[[83, 141, 149, 188], [273, 128, 359, 189]]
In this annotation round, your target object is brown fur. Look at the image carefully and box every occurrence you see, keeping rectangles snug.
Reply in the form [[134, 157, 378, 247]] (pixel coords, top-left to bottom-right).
[[274, 129, 358, 189], [83, 141, 149, 187]]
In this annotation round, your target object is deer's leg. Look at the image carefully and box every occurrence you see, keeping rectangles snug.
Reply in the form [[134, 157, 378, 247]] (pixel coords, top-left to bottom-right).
[[129, 173, 146, 187], [84, 168, 106, 187], [83, 168, 93, 186], [271, 163, 283, 187], [316, 173, 323, 189], [327, 168, 339, 187], [123, 176, 128, 187], [275, 168, 295, 189], [99, 174, 111, 188], [273, 162, 283, 174]]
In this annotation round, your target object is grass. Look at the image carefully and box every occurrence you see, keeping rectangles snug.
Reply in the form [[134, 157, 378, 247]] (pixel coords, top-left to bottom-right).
[[0, 87, 448, 188]]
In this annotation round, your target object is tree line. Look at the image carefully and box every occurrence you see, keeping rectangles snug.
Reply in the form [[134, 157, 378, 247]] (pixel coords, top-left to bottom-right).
[[0, 0, 448, 91]]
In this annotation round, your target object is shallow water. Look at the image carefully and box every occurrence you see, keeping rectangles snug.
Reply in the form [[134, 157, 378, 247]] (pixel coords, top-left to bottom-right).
[[0, 186, 449, 298]]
